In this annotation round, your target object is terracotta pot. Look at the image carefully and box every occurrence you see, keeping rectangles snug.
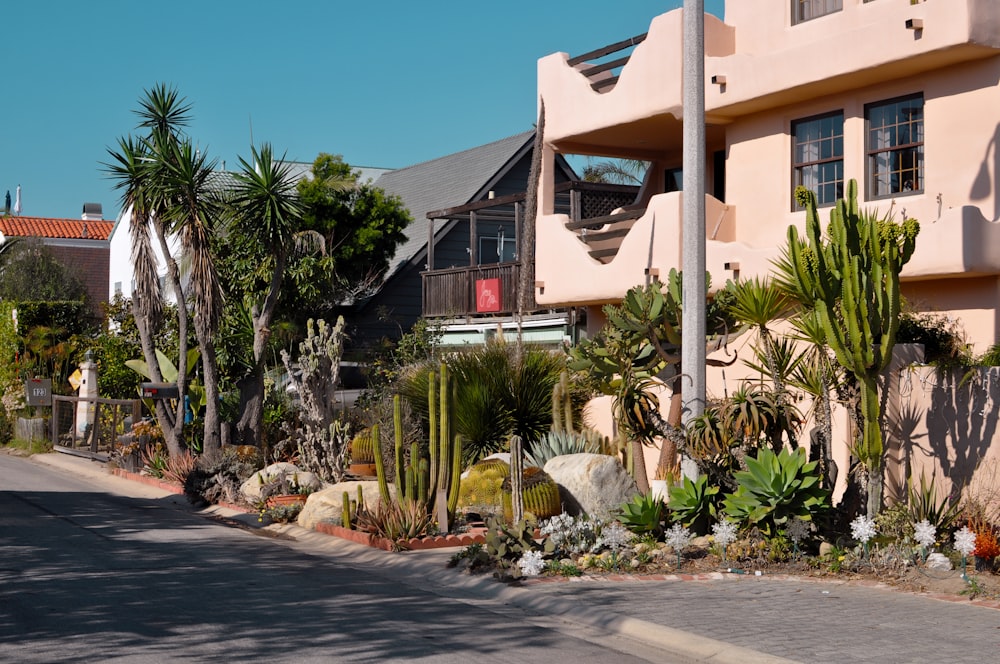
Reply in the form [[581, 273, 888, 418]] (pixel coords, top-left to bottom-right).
[[349, 462, 378, 477], [267, 494, 308, 508]]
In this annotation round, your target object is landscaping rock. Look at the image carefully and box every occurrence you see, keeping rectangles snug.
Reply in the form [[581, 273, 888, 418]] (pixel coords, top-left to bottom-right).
[[543, 453, 639, 519], [925, 552, 953, 571], [297, 481, 382, 530], [240, 462, 322, 502]]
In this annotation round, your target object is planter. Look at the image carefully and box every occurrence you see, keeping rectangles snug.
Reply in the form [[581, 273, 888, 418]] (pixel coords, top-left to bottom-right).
[[267, 494, 309, 508], [348, 462, 378, 477], [650, 479, 669, 503]]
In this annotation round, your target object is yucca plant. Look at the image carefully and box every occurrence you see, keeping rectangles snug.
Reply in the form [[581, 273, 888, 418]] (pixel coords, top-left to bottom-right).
[[907, 472, 961, 533], [723, 447, 831, 535]]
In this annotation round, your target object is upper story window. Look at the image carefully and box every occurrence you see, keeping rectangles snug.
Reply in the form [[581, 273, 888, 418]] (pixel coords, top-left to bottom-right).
[[866, 94, 924, 199], [792, 112, 844, 209], [793, 0, 842, 25]]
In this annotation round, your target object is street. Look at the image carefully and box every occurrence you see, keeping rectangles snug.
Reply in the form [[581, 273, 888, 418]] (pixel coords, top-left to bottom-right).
[[0, 453, 688, 663]]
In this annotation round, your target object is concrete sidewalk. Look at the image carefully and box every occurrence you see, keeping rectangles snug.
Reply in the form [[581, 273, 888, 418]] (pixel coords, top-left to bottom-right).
[[29, 451, 1000, 664]]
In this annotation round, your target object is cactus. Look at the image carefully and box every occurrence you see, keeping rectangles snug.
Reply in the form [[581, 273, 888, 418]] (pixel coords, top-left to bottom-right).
[[503, 466, 561, 521], [550, 370, 574, 434], [377, 363, 465, 533], [782, 179, 918, 517], [372, 424, 391, 504], [458, 457, 511, 512], [342, 490, 351, 529]]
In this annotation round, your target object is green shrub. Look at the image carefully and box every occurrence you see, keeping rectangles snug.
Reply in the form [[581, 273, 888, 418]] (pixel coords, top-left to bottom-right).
[[722, 447, 830, 535]]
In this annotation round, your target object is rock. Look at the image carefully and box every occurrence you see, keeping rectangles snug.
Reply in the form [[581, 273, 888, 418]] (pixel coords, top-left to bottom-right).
[[297, 481, 382, 530], [819, 541, 834, 558], [239, 463, 322, 502], [925, 552, 953, 571], [543, 453, 639, 519], [690, 535, 712, 550]]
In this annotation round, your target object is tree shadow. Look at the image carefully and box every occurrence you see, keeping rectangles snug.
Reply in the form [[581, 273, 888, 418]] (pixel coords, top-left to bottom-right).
[[924, 368, 1000, 498], [0, 477, 582, 662]]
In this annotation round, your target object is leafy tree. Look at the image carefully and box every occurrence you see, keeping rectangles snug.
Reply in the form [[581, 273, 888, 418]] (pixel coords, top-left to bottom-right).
[[295, 153, 410, 301], [0, 239, 89, 304]]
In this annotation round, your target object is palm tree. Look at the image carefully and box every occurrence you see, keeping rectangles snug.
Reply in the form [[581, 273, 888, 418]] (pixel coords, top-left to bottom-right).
[[106, 127, 187, 457], [156, 137, 225, 455], [227, 143, 310, 447]]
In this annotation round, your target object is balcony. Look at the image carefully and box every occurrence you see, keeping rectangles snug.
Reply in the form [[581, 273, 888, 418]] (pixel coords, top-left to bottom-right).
[[422, 181, 640, 318]]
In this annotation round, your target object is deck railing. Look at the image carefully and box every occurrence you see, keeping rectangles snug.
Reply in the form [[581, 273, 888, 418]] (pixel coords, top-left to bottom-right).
[[422, 262, 530, 318], [421, 180, 640, 318]]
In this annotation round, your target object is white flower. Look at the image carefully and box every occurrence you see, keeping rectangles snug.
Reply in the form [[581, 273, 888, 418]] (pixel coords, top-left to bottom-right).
[[913, 520, 937, 549], [711, 520, 739, 548], [665, 523, 693, 551], [850, 515, 877, 544], [786, 518, 811, 544], [517, 550, 546, 576], [954, 526, 977, 557], [598, 522, 634, 552]]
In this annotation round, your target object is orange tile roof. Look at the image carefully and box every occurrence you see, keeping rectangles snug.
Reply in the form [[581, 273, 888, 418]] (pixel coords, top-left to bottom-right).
[[0, 216, 113, 241]]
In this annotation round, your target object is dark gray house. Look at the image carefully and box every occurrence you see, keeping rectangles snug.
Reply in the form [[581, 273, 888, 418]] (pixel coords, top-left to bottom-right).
[[345, 131, 579, 350]]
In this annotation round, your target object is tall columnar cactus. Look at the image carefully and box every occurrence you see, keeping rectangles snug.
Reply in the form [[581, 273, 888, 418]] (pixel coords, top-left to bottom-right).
[[783, 179, 918, 517], [372, 424, 391, 504], [384, 363, 464, 533], [551, 370, 574, 434]]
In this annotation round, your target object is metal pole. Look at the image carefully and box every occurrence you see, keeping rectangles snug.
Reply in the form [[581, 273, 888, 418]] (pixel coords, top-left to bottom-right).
[[681, 0, 706, 434]]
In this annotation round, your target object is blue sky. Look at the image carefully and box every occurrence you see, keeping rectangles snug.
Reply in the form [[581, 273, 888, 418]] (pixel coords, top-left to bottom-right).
[[1, 0, 725, 221]]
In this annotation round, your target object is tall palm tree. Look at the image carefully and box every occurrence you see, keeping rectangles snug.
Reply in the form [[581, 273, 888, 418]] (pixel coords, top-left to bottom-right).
[[156, 137, 225, 455], [227, 143, 310, 447], [106, 130, 187, 457]]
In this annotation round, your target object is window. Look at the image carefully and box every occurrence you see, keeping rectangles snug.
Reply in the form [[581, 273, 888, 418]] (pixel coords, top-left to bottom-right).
[[866, 94, 924, 199], [664, 168, 683, 193], [792, 112, 844, 208], [793, 0, 842, 24], [479, 233, 516, 265]]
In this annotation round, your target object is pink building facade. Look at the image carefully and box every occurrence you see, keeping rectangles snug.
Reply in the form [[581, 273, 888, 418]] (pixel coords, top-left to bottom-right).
[[534, 0, 1000, 499]]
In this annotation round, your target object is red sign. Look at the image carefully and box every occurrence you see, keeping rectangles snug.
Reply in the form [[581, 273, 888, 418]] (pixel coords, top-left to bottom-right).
[[476, 278, 501, 313]]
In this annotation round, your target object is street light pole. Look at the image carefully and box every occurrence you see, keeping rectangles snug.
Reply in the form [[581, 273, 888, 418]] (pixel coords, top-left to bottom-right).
[[681, 0, 707, 441]]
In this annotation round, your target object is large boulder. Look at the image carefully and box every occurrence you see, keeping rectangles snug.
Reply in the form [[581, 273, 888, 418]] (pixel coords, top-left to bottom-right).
[[240, 462, 322, 503], [543, 453, 639, 519], [296, 481, 383, 530]]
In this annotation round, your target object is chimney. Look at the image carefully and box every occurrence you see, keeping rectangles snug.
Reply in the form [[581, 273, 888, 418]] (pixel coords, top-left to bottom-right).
[[82, 202, 103, 221]]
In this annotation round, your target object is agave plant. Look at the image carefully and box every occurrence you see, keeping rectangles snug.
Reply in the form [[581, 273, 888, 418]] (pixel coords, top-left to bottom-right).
[[524, 429, 607, 468], [668, 475, 720, 535], [722, 447, 831, 535], [618, 492, 666, 537]]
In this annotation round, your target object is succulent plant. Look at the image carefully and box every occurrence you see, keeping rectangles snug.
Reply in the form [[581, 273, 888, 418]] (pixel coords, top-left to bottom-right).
[[502, 466, 562, 521]]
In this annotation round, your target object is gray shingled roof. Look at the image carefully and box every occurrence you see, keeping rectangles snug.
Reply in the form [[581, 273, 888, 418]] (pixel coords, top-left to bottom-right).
[[374, 131, 534, 281]]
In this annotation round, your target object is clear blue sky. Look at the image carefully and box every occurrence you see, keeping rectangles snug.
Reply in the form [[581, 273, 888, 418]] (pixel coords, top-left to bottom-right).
[[1, 0, 725, 221]]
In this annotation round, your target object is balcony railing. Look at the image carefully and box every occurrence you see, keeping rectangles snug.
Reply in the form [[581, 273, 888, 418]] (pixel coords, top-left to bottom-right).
[[422, 262, 530, 318], [421, 180, 640, 318]]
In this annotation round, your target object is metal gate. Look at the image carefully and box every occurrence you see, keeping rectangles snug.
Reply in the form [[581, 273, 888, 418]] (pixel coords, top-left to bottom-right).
[[51, 396, 142, 461]]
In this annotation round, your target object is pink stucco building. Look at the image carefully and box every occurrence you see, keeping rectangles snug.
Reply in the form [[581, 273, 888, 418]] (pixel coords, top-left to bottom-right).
[[533, 0, 1000, 500], [535, 0, 1000, 352]]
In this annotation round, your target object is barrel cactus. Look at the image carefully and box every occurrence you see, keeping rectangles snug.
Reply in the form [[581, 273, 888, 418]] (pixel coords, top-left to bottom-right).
[[458, 458, 510, 515], [502, 466, 562, 521]]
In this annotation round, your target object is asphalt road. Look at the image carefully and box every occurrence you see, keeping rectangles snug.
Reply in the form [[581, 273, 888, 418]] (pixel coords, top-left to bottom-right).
[[0, 453, 691, 663]]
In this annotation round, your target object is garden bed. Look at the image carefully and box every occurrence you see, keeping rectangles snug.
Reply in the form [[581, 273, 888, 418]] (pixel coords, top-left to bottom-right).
[[313, 522, 485, 552]]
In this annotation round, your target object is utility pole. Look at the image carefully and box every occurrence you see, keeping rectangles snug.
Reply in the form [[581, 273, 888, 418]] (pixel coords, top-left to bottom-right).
[[681, 0, 706, 439]]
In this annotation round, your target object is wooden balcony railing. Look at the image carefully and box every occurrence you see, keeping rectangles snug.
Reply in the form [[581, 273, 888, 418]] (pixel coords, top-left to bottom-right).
[[567, 32, 648, 92], [422, 262, 532, 318], [421, 180, 641, 318]]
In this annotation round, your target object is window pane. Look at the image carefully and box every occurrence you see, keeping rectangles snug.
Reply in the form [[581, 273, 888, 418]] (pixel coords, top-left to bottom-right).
[[792, 112, 844, 208], [866, 94, 924, 199]]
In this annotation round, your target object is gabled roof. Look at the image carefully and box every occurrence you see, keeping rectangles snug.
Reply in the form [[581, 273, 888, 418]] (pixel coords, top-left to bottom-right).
[[374, 131, 535, 281], [0, 216, 113, 241]]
